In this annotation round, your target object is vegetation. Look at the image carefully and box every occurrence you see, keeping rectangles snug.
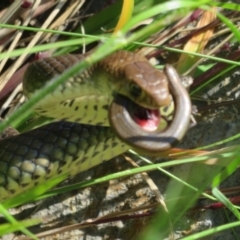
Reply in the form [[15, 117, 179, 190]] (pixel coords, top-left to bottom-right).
[[0, 0, 240, 239]]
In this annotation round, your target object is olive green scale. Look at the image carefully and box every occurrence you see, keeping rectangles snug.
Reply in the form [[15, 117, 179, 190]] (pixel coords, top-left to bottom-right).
[[0, 121, 128, 200], [23, 54, 117, 127]]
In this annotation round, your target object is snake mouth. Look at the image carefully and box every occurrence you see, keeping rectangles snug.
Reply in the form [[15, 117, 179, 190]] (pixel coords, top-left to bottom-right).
[[131, 106, 160, 132]]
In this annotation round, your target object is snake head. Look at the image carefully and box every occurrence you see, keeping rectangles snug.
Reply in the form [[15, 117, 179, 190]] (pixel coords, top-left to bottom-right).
[[99, 51, 171, 109], [122, 60, 171, 109], [116, 57, 172, 132]]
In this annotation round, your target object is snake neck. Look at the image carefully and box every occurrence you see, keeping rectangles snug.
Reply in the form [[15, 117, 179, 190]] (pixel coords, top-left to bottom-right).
[[23, 54, 119, 126]]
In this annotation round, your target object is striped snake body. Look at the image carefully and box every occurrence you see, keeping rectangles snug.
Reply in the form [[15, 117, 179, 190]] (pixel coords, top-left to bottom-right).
[[0, 50, 191, 200]]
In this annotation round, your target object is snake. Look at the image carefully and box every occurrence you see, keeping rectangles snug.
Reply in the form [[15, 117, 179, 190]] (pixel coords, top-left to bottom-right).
[[0, 50, 191, 201]]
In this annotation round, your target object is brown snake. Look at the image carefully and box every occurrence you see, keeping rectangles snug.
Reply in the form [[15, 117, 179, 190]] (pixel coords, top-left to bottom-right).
[[0, 50, 191, 200]]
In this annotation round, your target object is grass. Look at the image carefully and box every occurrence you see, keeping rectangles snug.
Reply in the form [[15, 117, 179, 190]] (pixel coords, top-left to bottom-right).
[[1, 0, 240, 239]]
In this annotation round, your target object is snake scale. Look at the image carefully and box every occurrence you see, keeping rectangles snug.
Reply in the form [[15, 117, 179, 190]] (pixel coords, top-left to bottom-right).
[[0, 50, 191, 200]]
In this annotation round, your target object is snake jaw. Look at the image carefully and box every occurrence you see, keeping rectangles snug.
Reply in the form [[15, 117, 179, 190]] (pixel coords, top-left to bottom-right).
[[123, 94, 162, 132]]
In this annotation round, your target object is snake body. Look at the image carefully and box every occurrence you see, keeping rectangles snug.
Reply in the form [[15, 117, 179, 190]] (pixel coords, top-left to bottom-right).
[[0, 121, 128, 200], [0, 50, 191, 200]]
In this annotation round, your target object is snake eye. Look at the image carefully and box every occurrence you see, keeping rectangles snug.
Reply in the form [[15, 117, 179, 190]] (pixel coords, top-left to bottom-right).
[[129, 83, 142, 98]]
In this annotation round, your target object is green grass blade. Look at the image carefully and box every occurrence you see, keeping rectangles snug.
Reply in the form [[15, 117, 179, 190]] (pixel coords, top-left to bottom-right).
[[0, 204, 40, 238], [212, 152, 240, 187], [182, 221, 240, 239], [212, 188, 240, 220]]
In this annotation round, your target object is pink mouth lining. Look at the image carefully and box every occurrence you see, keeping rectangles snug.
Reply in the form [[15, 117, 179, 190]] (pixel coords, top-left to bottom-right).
[[132, 107, 160, 132]]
